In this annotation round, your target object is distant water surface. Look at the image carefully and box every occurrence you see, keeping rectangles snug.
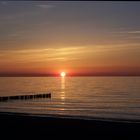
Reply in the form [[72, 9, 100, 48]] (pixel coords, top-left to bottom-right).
[[0, 77, 140, 121]]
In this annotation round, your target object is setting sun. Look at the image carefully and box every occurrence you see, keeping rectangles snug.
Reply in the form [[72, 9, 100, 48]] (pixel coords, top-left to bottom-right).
[[60, 72, 66, 77]]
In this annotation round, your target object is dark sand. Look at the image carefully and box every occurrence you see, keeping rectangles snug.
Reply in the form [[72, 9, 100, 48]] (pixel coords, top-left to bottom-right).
[[0, 112, 140, 139]]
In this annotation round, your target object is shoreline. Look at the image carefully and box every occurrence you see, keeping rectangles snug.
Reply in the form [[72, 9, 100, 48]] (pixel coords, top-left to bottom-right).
[[0, 111, 140, 124], [0, 111, 140, 138]]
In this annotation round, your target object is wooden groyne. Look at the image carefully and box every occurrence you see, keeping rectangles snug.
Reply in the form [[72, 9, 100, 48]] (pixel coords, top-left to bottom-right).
[[0, 93, 51, 102]]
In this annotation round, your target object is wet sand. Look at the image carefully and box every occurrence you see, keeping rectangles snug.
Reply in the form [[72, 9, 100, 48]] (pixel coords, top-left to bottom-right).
[[0, 112, 140, 139]]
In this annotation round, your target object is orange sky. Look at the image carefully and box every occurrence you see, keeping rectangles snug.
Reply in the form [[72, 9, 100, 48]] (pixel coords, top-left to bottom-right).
[[0, 2, 140, 76], [0, 45, 140, 76]]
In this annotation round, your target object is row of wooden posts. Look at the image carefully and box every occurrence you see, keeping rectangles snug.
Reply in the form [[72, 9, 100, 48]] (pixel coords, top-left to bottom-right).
[[0, 93, 51, 102]]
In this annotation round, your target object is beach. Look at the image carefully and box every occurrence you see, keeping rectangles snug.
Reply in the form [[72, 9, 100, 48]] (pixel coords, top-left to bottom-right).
[[0, 112, 140, 139]]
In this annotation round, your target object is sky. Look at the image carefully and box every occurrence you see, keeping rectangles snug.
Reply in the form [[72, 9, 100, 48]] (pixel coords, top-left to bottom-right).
[[0, 1, 140, 76]]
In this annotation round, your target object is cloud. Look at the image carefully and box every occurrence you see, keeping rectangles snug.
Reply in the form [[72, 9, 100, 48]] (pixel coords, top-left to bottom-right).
[[37, 4, 55, 9], [1, 1, 7, 5], [126, 31, 140, 34], [112, 30, 140, 34], [127, 36, 140, 39]]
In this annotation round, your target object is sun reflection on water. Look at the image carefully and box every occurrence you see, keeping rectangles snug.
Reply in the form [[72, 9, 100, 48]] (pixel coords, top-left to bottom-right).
[[60, 77, 65, 101]]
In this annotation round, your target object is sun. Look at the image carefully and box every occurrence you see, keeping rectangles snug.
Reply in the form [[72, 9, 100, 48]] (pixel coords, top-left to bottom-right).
[[60, 72, 66, 77]]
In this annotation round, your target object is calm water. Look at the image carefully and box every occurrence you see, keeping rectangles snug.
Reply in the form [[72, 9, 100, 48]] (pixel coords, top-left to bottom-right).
[[0, 77, 140, 121]]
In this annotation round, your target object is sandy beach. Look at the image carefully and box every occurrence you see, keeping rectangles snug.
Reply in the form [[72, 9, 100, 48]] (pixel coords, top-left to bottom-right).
[[0, 112, 140, 139]]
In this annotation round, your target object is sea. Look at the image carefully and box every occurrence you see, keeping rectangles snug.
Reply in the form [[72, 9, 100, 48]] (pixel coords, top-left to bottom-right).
[[0, 77, 140, 121]]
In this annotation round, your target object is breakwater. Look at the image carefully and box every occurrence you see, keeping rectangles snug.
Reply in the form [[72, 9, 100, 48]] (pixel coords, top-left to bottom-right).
[[0, 93, 51, 102]]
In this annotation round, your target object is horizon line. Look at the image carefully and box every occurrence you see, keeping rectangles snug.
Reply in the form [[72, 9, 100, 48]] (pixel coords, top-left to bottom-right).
[[0, 72, 140, 77], [0, 75, 140, 77]]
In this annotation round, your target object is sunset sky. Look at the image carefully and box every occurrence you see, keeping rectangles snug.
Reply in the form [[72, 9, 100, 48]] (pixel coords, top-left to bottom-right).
[[0, 1, 140, 76]]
